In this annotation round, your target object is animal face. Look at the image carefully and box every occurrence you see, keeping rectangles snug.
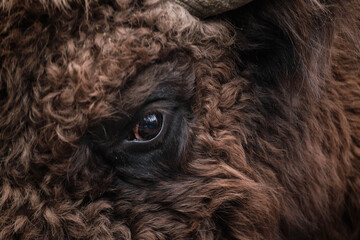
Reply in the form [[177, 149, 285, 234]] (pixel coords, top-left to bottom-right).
[[1, 0, 359, 239]]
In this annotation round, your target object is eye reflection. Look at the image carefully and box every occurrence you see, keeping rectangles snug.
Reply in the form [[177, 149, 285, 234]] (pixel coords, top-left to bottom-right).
[[128, 112, 163, 141]]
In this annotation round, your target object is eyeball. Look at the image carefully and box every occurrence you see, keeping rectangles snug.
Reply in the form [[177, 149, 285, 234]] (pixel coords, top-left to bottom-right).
[[128, 112, 163, 141]]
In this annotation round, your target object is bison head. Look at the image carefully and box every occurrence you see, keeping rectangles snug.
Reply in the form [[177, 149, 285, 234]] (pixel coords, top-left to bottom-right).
[[0, 0, 359, 239]]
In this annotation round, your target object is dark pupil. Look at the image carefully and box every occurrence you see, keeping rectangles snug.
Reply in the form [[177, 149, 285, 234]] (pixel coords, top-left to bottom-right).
[[137, 113, 162, 140]]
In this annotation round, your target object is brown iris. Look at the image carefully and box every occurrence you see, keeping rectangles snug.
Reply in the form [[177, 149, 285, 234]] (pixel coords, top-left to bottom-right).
[[128, 112, 163, 141]]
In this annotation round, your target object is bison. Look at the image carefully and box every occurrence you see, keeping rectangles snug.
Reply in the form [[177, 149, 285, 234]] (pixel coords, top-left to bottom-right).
[[0, 0, 359, 239]]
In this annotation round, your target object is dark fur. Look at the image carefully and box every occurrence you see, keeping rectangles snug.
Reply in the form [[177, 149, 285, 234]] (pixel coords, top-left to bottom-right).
[[0, 0, 359, 239]]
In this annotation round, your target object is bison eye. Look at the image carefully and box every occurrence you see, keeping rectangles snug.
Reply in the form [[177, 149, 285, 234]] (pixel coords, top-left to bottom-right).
[[128, 112, 163, 141]]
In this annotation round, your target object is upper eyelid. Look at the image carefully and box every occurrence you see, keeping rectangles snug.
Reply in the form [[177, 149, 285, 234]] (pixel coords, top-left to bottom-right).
[[129, 100, 176, 123]]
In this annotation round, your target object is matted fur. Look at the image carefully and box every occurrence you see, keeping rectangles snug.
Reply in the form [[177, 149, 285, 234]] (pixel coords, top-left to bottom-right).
[[0, 0, 359, 239]]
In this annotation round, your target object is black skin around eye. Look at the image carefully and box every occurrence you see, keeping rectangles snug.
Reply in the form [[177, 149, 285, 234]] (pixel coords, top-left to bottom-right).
[[114, 107, 187, 183], [86, 99, 189, 183]]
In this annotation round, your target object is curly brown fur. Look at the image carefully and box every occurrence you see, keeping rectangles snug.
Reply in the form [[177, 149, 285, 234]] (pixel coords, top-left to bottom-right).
[[0, 0, 359, 239]]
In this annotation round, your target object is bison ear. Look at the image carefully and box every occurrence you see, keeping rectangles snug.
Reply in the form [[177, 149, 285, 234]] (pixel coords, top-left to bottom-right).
[[174, 0, 253, 18]]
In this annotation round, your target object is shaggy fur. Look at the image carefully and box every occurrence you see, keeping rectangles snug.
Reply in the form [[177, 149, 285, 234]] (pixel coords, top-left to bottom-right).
[[0, 0, 359, 239]]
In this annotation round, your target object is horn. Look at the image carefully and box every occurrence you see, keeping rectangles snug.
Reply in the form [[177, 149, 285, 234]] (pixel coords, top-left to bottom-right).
[[174, 0, 253, 18]]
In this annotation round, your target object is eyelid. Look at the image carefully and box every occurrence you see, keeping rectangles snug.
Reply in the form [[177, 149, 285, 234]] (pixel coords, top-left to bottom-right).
[[128, 99, 174, 123]]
